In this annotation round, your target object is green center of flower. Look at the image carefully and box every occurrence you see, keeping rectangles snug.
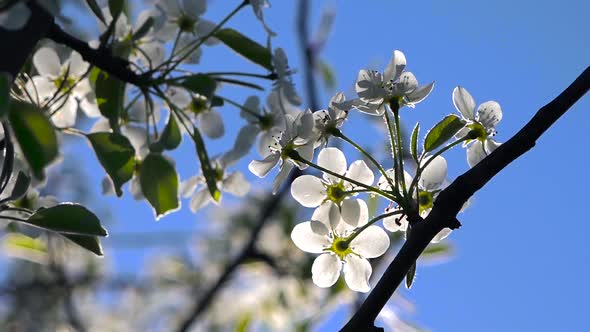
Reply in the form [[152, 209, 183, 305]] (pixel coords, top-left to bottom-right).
[[214, 166, 224, 182], [177, 15, 197, 32], [326, 182, 347, 204], [53, 75, 76, 93], [418, 191, 433, 214], [467, 122, 487, 142], [330, 237, 353, 260], [190, 95, 209, 114]]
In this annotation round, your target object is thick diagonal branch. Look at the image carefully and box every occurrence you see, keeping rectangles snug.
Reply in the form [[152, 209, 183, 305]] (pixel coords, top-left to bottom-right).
[[341, 66, 590, 332]]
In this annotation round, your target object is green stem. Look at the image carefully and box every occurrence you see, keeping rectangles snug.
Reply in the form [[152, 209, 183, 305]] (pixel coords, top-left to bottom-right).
[[383, 107, 406, 199], [289, 152, 397, 201], [218, 96, 264, 120], [346, 209, 404, 244], [392, 105, 407, 196], [333, 129, 401, 200], [205, 71, 276, 80]]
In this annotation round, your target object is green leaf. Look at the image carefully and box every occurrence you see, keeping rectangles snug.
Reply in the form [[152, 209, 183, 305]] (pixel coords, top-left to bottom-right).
[[24, 204, 108, 237], [108, 0, 124, 18], [3, 233, 48, 263], [410, 122, 420, 162], [214, 28, 273, 70], [150, 114, 181, 152], [132, 17, 154, 41], [85, 0, 106, 24], [0, 72, 11, 117], [62, 234, 104, 256], [139, 153, 179, 219], [423, 114, 464, 152], [421, 242, 454, 263], [406, 262, 416, 289], [8, 101, 58, 180], [181, 74, 217, 99], [191, 126, 221, 202], [211, 96, 224, 107], [95, 70, 125, 132], [234, 314, 252, 332], [87, 132, 136, 197], [318, 60, 336, 90]]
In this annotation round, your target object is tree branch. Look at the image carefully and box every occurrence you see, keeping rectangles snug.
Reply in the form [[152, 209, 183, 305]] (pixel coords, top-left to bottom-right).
[[341, 66, 590, 332]]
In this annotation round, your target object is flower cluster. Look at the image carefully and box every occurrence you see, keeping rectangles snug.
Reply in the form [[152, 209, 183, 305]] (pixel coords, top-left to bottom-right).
[[248, 50, 503, 292]]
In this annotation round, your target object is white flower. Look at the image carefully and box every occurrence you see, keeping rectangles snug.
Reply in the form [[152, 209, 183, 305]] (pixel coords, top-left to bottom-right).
[[291, 202, 390, 292], [291, 147, 373, 226], [0, 2, 31, 30], [352, 50, 434, 115], [166, 86, 224, 139], [272, 48, 301, 106], [31, 47, 100, 127], [248, 110, 315, 194], [381, 156, 452, 242], [155, 0, 218, 63], [311, 92, 351, 147], [452, 86, 503, 167], [249, 0, 275, 36], [180, 158, 250, 212]]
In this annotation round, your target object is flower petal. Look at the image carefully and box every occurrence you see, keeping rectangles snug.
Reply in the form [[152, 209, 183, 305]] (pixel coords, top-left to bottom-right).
[[476, 101, 502, 129], [341, 198, 368, 229], [466, 140, 487, 168], [311, 253, 341, 288], [350, 225, 390, 258], [406, 81, 434, 105], [272, 162, 294, 194], [318, 147, 347, 182], [311, 201, 338, 228], [383, 210, 408, 233], [431, 228, 452, 243], [189, 188, 212, 212], [33, 47, 61, 78], [180, 175, 202, 198], [383, 50, 407, 83], [391, 71, 417, 96], [452, 86, 476, 120], [248, 153, 280, 177], [343, 255, 372, 292], [419, 155, 447, 191], [291, 221, 331, 254], [198, 110, 224, 139], [290, 175, 326, 208], [222, 172, 249, 197], [355, 69, 384, 100], [67, 51, 89, 77], [345, 160, 374, 187]]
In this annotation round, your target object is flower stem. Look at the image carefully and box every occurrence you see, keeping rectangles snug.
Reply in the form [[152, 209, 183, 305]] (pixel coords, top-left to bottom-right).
[[346, 209, 404, 244]]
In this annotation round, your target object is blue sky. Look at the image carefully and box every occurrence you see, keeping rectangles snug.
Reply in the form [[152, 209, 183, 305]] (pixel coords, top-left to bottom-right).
[[47, 0, 590, 331]]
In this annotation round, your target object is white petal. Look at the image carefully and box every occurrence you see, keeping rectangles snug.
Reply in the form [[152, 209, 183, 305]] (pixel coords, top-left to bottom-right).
[[50, 97, 77, 128], [241, 96, 261, 121], [224, 124, 258, 162], [222, 172, 249, 197], [291, 221, 330, 254], [431, 228, 452, 243], [196, 19, 219, 45], [101, 176, 116, 196], [383, 50, 407, 83], [476, 101, 502, 129], [391, 71, 417, 96], [350, 225, 390, 258], [189, 188, 212, 212], [248, 153, 280, 177], [383, 211, 408, 233], [183, 0, 206, 17], [485, 139, 502, 154], [33, 47, 61, 78], [355, 70, 384, 100], [343, 255, 372, 293], [318, 147, 347, 182], [90, 118, 110, 133], [272, 162, 294, 194], [180, 175, 202, 197], [345, 160, 374, 187], [452, 86, 475, 120], [167, 87, 191, 108], [79, 97, 101, 118], [257, 129, 278, 158], [290, 175, 326, 208], [67, 51, 89, 77], [293, 143, 314, 170], [341, 198, 368, 229], [311, 201, 338, 228], [466, 140, 487, 168], [419, 155, 447, 191], [351, 98, 384, 116], [406, 81, 434, 105], [311, 253, 341, 288], [198, 110, 224, 139]]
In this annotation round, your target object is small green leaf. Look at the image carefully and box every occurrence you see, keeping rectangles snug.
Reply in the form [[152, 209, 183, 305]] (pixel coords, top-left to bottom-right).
[[406, 262, 416, 289], [87, 132, 136, 197], [214, 28, 273, 70], [95, 70, 125, 132], [181, 74, 217, 99], [132, 16, 154, 41], [85, 0, 106, 24], [150, 114, 181, 153], [24, 204, 108, 237], [139, 153, 180, 219], [0, 72, 11, 117], [410, 122, 420, 162], [318, 60, 336, 90], [421, 242, 454, 263], [423, 114, 465, 152], [108, 0, 124, 18], [191, 126, 221, 202], [62, 234, 104, 256], [8, 101, 58, 180]]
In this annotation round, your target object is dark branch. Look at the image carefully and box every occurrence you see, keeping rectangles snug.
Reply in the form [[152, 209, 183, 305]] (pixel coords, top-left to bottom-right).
[[341, 66, 590, 331], [46, 22, 147, 87]]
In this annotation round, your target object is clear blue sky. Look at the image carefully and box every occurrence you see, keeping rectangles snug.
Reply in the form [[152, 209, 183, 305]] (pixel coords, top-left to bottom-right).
[[56, 0, 590, 331]]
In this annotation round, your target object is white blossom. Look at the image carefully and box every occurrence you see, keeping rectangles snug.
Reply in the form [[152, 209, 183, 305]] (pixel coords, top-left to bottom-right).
[[0, 2, 31, 30], [166, 86, 224, 139]]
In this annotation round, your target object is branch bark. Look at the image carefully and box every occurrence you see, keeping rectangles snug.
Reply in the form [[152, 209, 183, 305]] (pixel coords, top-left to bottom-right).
[[340, 66, 590, 331]]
